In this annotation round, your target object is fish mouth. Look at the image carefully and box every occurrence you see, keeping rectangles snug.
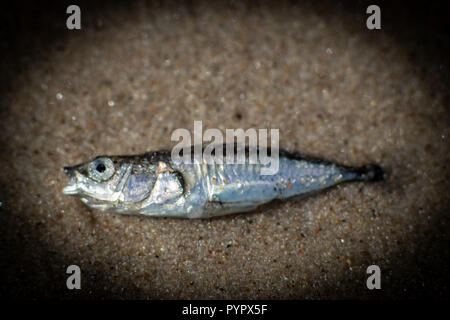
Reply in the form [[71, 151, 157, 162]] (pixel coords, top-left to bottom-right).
[[62, 184, 79, 195], [62, 166, 80, 195]]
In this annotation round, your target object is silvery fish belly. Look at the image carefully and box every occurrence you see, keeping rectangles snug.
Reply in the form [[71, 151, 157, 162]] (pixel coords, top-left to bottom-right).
[[62, 145, 384, 219]]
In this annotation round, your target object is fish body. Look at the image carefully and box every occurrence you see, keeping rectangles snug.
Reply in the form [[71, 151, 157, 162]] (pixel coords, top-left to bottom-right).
[[62, 145, 383, 218]]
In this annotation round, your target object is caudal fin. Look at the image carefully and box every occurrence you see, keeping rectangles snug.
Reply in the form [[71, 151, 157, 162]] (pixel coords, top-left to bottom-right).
[[350, 164, 385, 182]]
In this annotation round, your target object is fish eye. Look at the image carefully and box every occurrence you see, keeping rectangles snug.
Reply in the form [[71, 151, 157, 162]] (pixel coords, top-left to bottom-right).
[[96, 163, 106, 173], [88, 158, 115, 182]]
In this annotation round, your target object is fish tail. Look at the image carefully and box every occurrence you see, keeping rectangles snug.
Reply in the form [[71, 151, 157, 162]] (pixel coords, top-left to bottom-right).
[[342, 164, 385, 182]]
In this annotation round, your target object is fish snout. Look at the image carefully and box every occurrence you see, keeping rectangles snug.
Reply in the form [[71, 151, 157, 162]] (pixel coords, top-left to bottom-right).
[[63, 166, 73, 176], [62, 166, 79, 195]]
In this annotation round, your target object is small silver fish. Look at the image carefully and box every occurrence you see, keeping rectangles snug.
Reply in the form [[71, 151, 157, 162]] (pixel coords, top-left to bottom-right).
[[62, 145, 384, 218]]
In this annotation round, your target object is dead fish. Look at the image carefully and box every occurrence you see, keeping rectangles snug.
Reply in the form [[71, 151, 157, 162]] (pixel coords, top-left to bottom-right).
[[62, 145, 384, 218]]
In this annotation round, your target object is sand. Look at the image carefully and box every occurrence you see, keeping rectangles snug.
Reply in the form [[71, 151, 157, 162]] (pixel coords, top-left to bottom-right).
[[0, 1, 448, 299]]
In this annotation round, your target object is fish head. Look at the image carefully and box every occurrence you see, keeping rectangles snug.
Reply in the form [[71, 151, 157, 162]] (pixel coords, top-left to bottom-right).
[[63, 155, 185, 213], [62, 156, 133, 210]]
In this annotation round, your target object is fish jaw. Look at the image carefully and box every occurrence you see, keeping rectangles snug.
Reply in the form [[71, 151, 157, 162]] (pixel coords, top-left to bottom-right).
[[62, 166, 81, 195], [62, 184, 79, 195]]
